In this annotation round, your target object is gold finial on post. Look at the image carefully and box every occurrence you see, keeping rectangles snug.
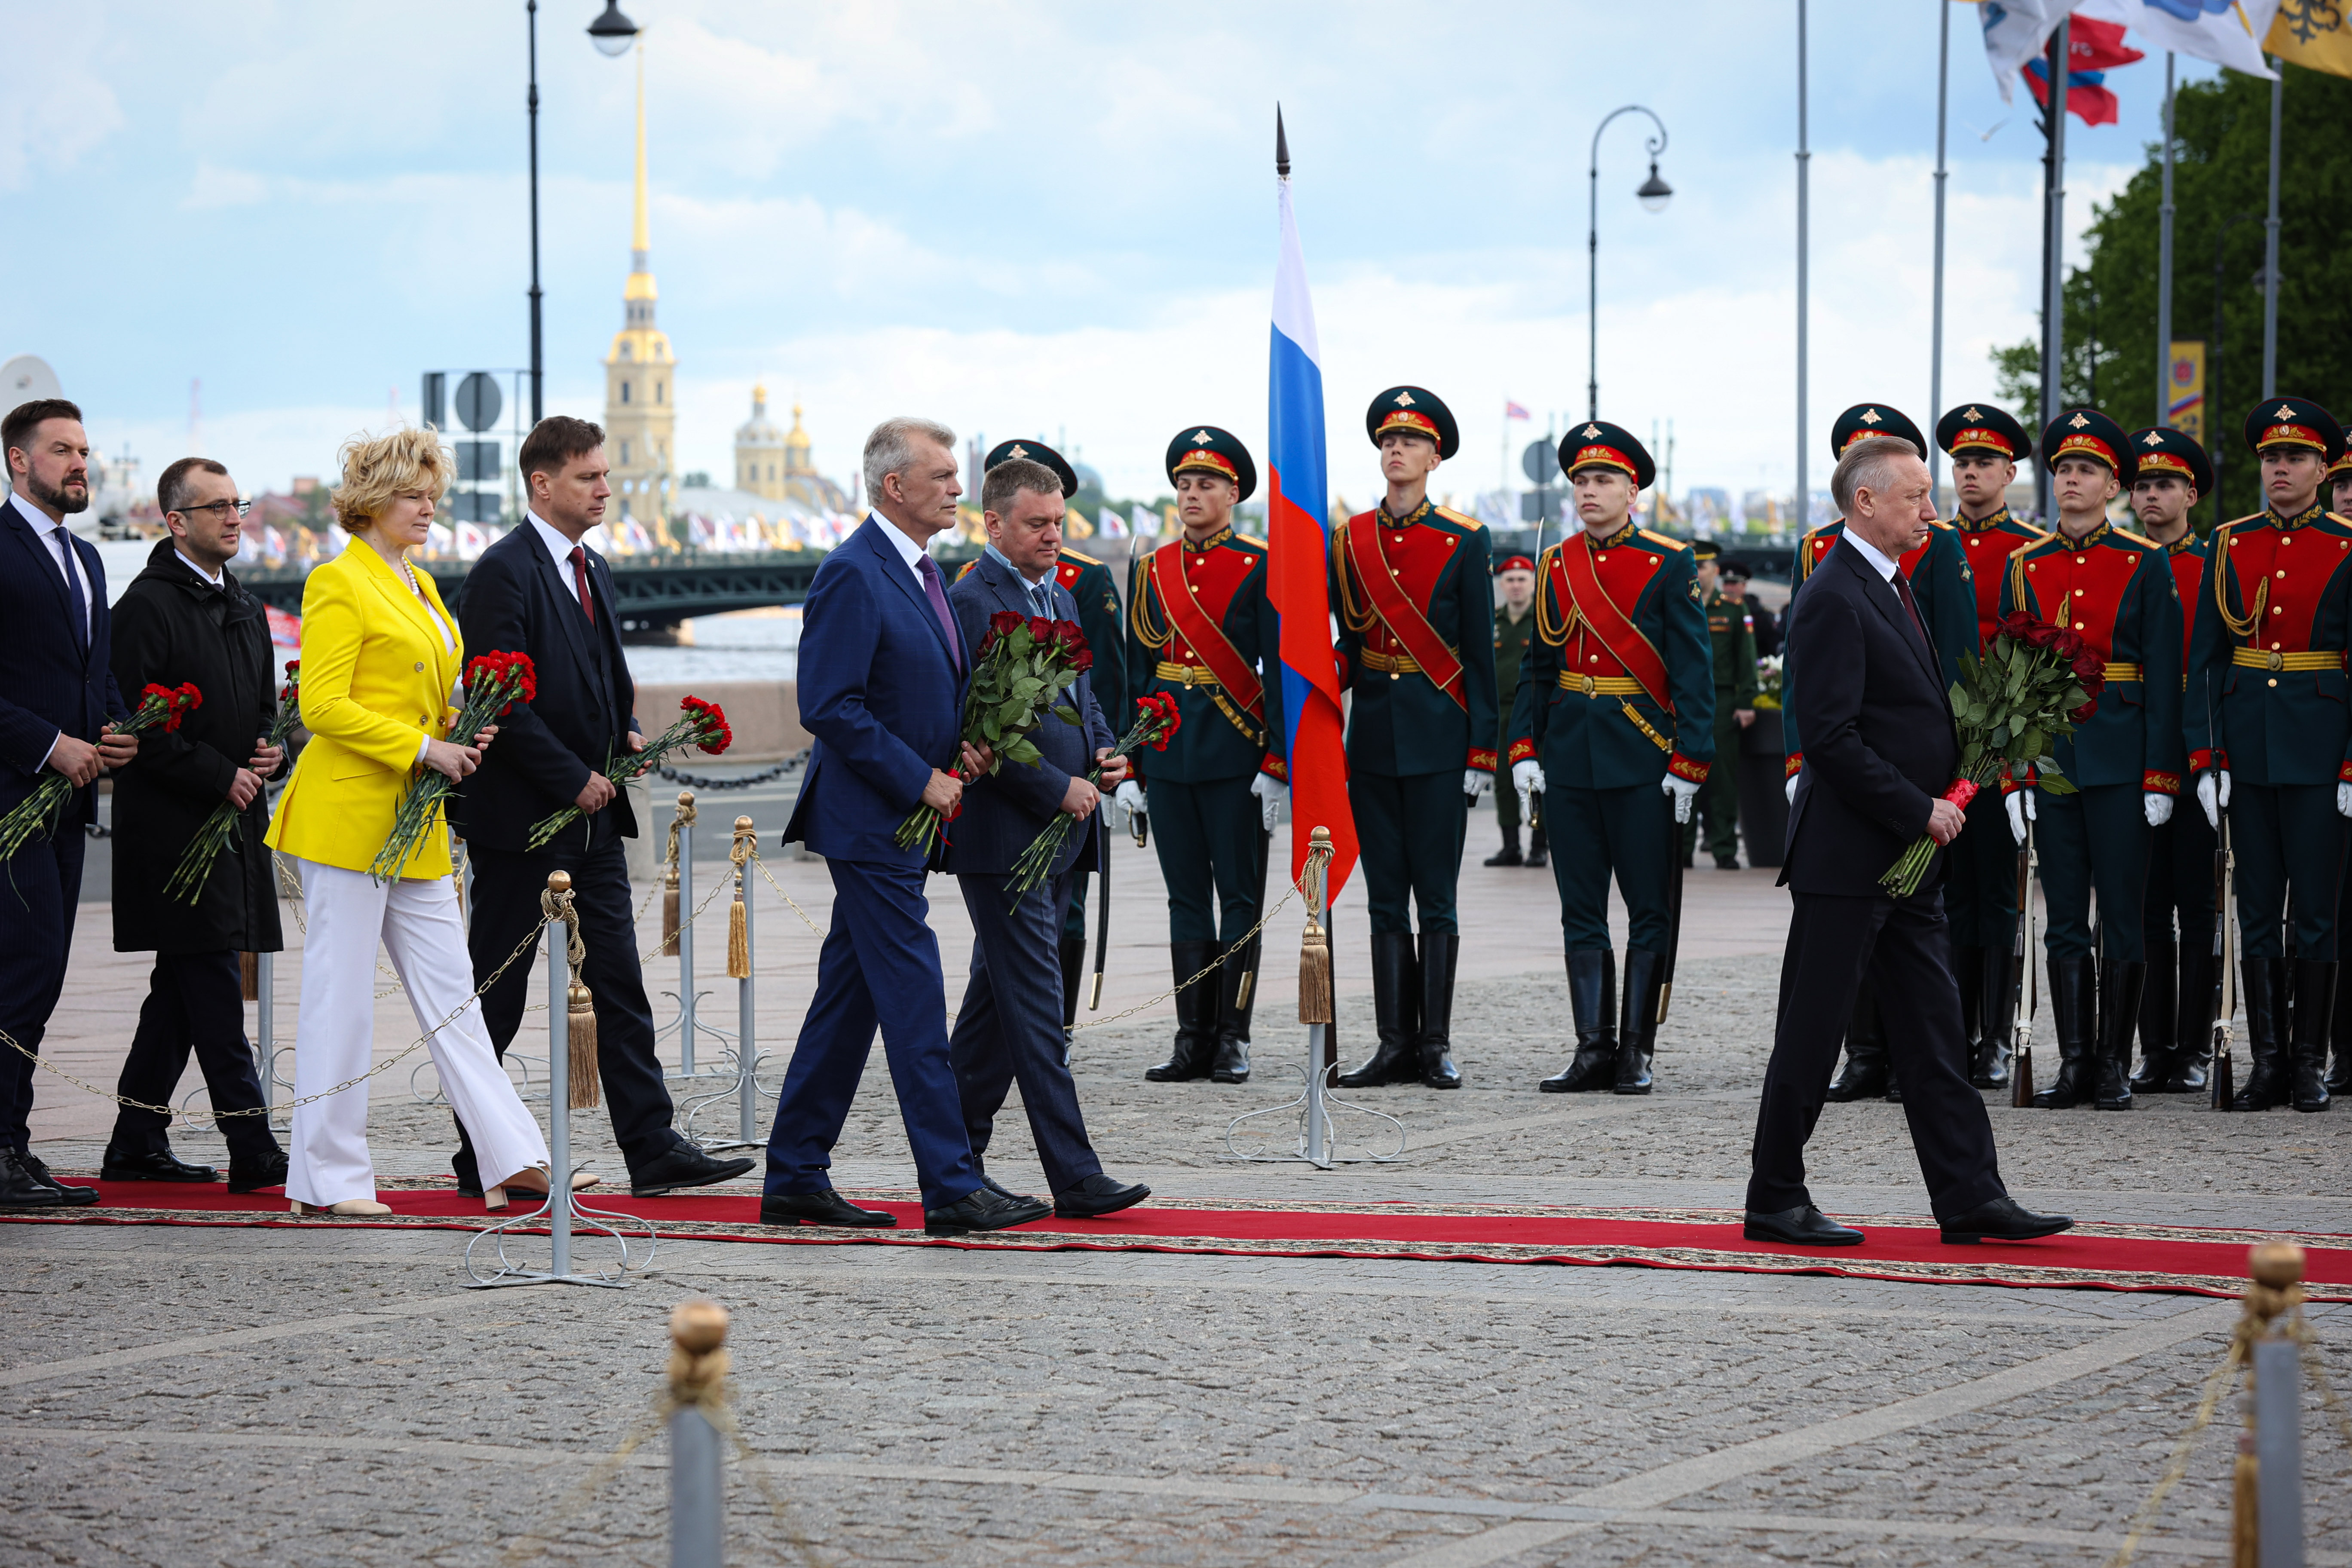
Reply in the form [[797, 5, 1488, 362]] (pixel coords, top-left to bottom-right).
[[2245, 1241, 2307, 1332], [667, 1298, 731, 1404]]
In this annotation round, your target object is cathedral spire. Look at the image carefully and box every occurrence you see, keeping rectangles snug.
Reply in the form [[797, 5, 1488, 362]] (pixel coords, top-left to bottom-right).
[[630, 40, 650, 272]]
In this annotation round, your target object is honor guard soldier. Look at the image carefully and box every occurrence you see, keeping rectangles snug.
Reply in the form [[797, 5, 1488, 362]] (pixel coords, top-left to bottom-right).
[[1117, 426, 1285, 1086], [1794, 404, 1980, 1103], [2185, 397, 2352, 1114], [2326, 447, 2352, 1098], [966, 440, 1129, 1026], [1331, 387, 1498, 1091], [1487, 554, 1544, 867], [1938, 401, 2046, 1088], [1509, 422, 1712, 1095], [2123, 425, 2219, 1094], [2001, 408, 2184, 1112], [1688, 539, 1758, 871]]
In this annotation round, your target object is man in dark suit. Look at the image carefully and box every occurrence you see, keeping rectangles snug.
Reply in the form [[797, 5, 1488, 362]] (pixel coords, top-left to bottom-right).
[[453, 416, 753, 1198], [1746, 432, 2073, 1248], [943, 456, 1147, 1219], [761, 417, 1048, 1237], [0, 398, 135, 1209]]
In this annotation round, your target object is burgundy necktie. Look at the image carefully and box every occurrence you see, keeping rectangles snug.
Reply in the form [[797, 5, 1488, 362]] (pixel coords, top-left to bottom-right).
[[916, 554, 962, 671], [1892, 570, 1929, 651], [569, 545, 596, 628]]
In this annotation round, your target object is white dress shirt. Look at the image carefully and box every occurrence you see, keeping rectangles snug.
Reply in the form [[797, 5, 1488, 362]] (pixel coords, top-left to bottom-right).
[[527, 511, 594, 613], [871, 511, 936, 585], [176, 548, 224, 589], [1844, 527, 1902, 583]]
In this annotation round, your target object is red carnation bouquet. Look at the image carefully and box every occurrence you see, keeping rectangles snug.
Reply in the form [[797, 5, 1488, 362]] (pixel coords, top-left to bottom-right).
[[1880, 611, 2097, 896], [526, 693, 733, 850], [166, 662, 305, 904], [371, 652, 537, 881], [1003, 690, 1182, 905], [894, 612, 1093, 856], [0, 683, 202, 869]]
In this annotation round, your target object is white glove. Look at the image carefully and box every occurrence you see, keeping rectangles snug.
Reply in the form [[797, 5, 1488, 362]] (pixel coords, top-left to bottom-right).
[[2006, 788, 2037, 845], [2196, 769, 2230, 829], [1112, 779, 1146, 831], [1464, 769, 1492, 802], [1249, 773, 1286, 831], [2144, 791, 2174, 827], [2338, 781, 2352, 820], [1783, 773, 1796, 805], [1512, 758, 1546, 822], [1663, 774, 1701, 824]]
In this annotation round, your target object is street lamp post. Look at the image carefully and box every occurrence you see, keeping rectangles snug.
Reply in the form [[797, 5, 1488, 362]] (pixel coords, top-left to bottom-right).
[[1587, 105, 1672, 421], [527, 1, 640, 428]]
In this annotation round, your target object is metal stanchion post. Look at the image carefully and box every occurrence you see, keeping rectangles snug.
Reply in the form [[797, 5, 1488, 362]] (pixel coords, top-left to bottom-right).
[[668, 1301, 729, 1568], [677, 792, 699, 1078], [1303, 839, 1332, 1170], [2254, 1337, 2304, 1566], [737, 837, 758, 1147], [256, 950, 277, 1117]]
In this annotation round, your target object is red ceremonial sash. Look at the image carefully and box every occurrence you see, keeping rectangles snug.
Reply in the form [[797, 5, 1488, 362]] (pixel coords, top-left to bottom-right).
[[1149, 543, 1264, 717], [1342, 520, 1467, 710], [1552, 541, 1673, 714]]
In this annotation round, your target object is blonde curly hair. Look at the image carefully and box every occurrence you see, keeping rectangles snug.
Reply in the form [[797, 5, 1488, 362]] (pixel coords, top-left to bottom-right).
[[332, 426, 455, 531]]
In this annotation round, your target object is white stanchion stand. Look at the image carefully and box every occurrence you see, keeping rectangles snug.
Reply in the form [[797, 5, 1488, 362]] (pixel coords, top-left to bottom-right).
[[694, 816, 764, 1153]]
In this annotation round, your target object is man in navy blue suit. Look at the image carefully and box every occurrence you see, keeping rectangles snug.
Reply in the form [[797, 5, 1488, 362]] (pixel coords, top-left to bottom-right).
[[942, 457, 1148, 1219], [761, 417, 1050, 1236], [0, 399, 136, 1209]]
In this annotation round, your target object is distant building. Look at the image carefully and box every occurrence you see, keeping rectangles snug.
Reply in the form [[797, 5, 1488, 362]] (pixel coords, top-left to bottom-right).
[[731, 383, 850, 514], [602, 47, 675, 525]]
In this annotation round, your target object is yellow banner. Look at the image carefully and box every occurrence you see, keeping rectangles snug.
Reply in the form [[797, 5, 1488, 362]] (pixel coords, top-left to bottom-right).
[[2267, 2, 2352, 78], [2167, 340, 2207, 447]]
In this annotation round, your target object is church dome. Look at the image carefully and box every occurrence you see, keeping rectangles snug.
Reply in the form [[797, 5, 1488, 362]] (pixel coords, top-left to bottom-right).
[[736, 381, 784, 449]]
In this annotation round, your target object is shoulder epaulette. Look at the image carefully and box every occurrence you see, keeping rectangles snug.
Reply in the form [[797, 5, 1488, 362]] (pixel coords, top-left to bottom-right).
[[955, 558, 979, 581], [1060, 547, 1102, 567], [2324, 510, 2352, 530], [1230, 532, 1268, 550], [1636, 529, 1687, 552], [2110, 526, 2159, 549], [1433, 505, 1485, 531], [1929, 518, 1955, 530], [2226, 512, 2266, 528]]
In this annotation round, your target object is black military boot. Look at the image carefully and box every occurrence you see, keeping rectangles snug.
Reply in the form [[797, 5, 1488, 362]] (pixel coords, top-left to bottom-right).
[[2289, 959, 2336, 1112], [1059, 933, 1088, 1030], [2033, 953, 2098, 1108], [1615, 946, 1663, 1095], [2093, 960, 2144, 1110], [1525, 823, 1549, 870], [1825, 982, 1889, 1102], [2327, 953, 2352, 1097], [1144, 941, 1220, 1082], [1339, 934, 1421, 1087], [1540, 949, 1617, 1092], [2168, 937, 2216, 1092], [1210, 938, 1256, 1084], [2131, 938, 2179, 1091], [2230, 957, 2289, 1111], [1974, 945, 2016, 1090], [1484, 824, 1523, 867], [1954, 943, 1984, 1075], [1414, 933, 1463, 1088]]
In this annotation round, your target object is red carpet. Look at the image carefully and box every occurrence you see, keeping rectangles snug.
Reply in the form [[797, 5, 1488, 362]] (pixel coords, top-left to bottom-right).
[[12, 1179, 2348, 1300]]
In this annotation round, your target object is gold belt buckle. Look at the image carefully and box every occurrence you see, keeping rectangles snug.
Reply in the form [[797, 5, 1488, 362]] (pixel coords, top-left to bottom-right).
[[1183, 667, 1196, 687], [1581, 674, 1597, 696], [2269, 650, 2285, 672]]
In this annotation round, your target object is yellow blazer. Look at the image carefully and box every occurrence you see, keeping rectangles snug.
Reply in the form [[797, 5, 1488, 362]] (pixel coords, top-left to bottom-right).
[[265, 542, 465, 878]]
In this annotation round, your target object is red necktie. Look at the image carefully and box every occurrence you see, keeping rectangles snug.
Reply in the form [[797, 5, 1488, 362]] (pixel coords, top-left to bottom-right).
[[569, 545, 596, 628], [1892, 570, 1929, 651]]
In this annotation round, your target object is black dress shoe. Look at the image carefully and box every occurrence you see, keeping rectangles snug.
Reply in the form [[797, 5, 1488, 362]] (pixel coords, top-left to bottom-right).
[[1054, 1173, 1149, 1219], [1938, 1194, 2075, 1244], [0, 1149, 64, 1210], [759, 1189, 898, 1228], [101, 1147, 220, 1183], [981, 1175, 1040, 1205], [1742, 1204, 1865, 1247], [629, 1143, 757, 1197], [18, 1152, 100, 1206], [225, 1149, 290, 1194], [925, 1185, 1051, 1236]]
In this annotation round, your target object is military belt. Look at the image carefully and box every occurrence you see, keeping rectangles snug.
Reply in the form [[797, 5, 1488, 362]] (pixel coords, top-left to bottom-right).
[[2229, 648, 2346, 672], [1557, 673, 1646, 696], [1155, 661, 1222, 687], [1360, 648, 1430, 678], [2102, 663, 2142, 683]]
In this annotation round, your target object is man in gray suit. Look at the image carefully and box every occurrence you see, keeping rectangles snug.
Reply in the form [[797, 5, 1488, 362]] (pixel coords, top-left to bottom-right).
[[943, 457, 1148, 1219]]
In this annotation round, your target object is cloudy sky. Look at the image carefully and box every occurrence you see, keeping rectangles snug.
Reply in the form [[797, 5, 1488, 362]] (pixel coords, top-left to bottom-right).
[[5, 1, 2214, 507]]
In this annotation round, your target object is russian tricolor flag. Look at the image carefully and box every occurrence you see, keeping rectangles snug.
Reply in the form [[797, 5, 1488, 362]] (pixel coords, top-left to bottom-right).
[[1267, 156, 1357, 893]]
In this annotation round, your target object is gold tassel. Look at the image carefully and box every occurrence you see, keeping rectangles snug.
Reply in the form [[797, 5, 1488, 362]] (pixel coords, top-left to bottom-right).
[[727, 892, 750, 979], [660, 864, 680, 957], [452, 837, 467, 922], [2232, 1433, 2258, 1568], [1297, 825, 1334, 1025], [567, 981, 601, 1109], [239, 951, 260, 1002]]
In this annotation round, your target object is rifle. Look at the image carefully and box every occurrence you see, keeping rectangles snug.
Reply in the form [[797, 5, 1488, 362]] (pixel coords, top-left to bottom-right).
[[2009, 818, 2038, 1107], [1234, 825, 1273, 1014], [1659, 795, 1685, 1023], [2210, 808, 2236, 1109], [1088, 814, 1110, 1012]]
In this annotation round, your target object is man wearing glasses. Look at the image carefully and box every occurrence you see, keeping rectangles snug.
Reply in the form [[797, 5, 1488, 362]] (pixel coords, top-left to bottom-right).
[[102, 458, 289, 1191]]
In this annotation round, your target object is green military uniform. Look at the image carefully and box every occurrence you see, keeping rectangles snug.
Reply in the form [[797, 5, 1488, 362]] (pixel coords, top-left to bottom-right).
[[1488, 553, 1544, 867], [1127, 426, 1285, 1085], [1329, 388, 1498, 1093]]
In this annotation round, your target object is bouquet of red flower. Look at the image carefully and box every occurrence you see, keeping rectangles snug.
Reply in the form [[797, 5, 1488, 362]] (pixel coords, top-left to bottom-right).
[[1002, 690, 1182, 906], [0, 683, 202, 867], [166, 662, 305, 905], [370, 652, 537, 882], [1880, 611, 2098, 897], [525, 693, 733, 850], [894, 612, 1092, 857]]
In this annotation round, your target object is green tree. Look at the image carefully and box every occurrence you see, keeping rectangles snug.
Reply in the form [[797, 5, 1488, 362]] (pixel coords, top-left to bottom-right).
[[1989, 63, 2352, 523]]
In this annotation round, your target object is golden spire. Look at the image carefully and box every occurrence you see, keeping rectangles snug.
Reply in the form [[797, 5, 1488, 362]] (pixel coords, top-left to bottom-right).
[[631, 40, 649, 266]]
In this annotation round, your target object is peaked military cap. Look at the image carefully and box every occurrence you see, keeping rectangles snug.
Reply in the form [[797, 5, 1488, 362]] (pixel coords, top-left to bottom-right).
[[1829, 402, 1927, 459], [1495, 554, 1535, 574], [1366, 386, 1460, 459], [1690, 539, 1721, 561], [2042, 407, 2137, 484], [1936, 402, 2033, 462], [1164, 425, 1259, 502], [2242, 396, 2346, 463], [2128, 425, 2214, 496], [1558, 420, 1657, 489], [985, 438, 1078, 497], [2331, 447, 2352, 483]]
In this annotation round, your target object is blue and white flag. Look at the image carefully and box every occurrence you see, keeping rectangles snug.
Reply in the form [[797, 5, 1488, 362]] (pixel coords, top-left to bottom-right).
[[2075, 0, 2280, 78]]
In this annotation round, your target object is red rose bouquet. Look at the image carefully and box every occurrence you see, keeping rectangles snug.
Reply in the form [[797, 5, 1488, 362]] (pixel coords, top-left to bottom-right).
[[370, 652, 537, 881], [894, 612, 1092, 856], [1879, 611, 2096, 896], [1002, 690, 1182, 906], [526, 693, 733, 850], [166, 662, 305, 904], [0, 682, 203, 869]]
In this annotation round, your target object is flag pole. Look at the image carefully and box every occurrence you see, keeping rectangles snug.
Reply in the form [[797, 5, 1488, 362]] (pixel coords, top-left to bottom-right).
[[2156, 51, 2176, 429], [1930, 0, 1951, 501], [2260, 58, 2282, 398], [1795, 0, 1810, 538], [2037, 17, 2071, 522]]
